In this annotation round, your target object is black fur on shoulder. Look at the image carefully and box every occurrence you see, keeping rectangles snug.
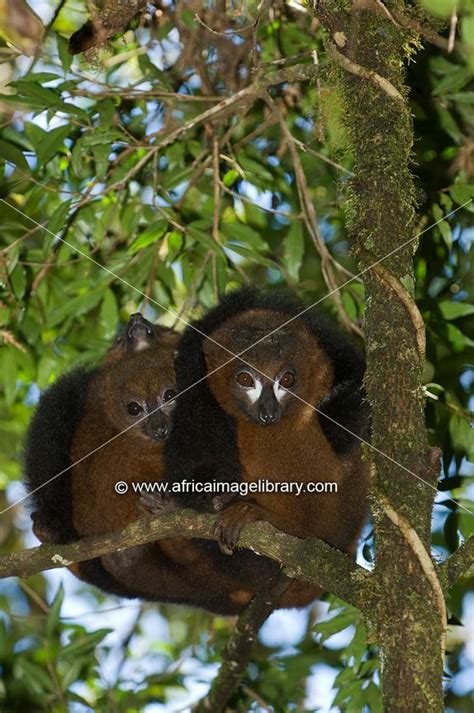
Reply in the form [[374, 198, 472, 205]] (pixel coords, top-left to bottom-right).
[[23, 367, 96, 543], [165, 287, 369, 493]]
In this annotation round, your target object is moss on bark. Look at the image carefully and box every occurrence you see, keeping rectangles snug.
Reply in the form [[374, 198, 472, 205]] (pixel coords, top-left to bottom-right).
[[327, 7, 445, 710]]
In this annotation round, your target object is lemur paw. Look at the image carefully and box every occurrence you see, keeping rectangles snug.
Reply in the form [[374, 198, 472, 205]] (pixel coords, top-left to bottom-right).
[[213, 501, 258, 556], [139, 491, 176, 516]]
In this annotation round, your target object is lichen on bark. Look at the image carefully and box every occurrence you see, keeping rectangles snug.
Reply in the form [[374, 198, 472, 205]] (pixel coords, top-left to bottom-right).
[[322, 5, 446, 710]]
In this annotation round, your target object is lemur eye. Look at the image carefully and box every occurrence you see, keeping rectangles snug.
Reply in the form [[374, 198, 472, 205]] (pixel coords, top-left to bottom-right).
[[163, 389, 177, 403], [280, 371, 295, 389], [236, 371, 254, 388], [127, 402, 142, 415]]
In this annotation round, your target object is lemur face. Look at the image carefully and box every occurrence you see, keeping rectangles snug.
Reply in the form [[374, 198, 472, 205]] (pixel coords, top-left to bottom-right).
[[231, 361, 297, 425], [100, 349, 178, 441], [203, 309, 334, 426]]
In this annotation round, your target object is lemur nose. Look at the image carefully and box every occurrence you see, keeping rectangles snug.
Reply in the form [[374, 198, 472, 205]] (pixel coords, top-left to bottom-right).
[[259, 411, 277, 425], [153, 425, 169, 440]]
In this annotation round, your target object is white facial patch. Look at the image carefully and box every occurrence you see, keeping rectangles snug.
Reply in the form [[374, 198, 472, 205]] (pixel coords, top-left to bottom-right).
[[134, 337, 149, 351], [245, 378, 263, 404], [274, 380, 289, 402]]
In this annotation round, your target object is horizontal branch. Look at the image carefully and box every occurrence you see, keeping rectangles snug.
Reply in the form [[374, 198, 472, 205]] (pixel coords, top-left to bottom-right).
[[1, 509, 370, 609], [438, 535, 474, 593]]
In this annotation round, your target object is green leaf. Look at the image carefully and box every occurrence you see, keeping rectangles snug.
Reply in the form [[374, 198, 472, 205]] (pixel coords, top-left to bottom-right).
[[80, 129, 126, 148], [60, 629, 111, 659], [99, 289, 119, 339], [283, 222, 304, 281], [223, 169, 239, 187], [128, 221, 168, 253], [439, 301, 474, 320], [46, 584, 64, 638], [449, 415, 474, 459], [432, 204, 452, 249], [57, 34, 73, 73], [422, 0, 457, 18], [36, 125, 71, 167], [1, 350, 18, 405], [9, 80, 61, 106], [92, 144, 110, 180], [221, 221, 269, 253], [445, 323, 474, 350], [10, 264, 26, 299], [449, 184, 474, 206], [237, 154, 273, 182], [15, 659, 54, 694], [17, 72, 61, 84], [0, 139, 29, 170], [46, 201, 72, 250]]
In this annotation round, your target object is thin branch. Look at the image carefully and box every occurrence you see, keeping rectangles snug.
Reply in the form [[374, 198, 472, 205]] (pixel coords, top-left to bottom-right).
[[448, 6, 458, 54], [265, 93, 362, 336], [193, 571, 289, 713], [390, 9, 461, 53], [438, 536, 474, 592], [105, 62, 320, 193], [381, 495, 447, 660], [240, 685, 272, 711], [211, 133, 221, 299], [368, 261, 426, 358], [0, 509, 369, 609], [327, 43, 405, 104], [292, 136, 353, 177]]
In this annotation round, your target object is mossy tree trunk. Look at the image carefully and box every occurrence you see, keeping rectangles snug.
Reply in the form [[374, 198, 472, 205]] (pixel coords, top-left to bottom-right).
[[310, 2, 446, 710]]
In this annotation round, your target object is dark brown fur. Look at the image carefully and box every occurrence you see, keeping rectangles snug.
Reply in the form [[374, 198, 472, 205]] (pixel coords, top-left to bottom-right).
[[69, 341, 269, 613], [202, 309, 369, 608]]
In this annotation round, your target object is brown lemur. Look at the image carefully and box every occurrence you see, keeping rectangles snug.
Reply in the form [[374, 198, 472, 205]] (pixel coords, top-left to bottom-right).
[[24, 313, 177, 547], [24, 314, 277, 613], [164, 287, 370, 609]]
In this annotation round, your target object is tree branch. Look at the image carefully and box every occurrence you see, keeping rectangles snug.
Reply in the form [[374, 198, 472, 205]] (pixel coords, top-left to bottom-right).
[[106, 62, 320, 193], [1, 509, 370, 609], [193, 570, 290, 713], [327, 43, 405, 104], [438, 536, 474, 593]]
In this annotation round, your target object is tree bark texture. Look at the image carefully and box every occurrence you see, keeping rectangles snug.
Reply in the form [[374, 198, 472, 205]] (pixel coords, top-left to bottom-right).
[[327, 5, 446, 711]]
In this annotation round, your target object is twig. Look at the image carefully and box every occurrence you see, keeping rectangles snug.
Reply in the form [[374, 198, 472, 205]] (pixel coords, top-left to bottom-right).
[[0, 329, 27, 352], [193, 571, 289, 713], [311, 49, 325, 143], [142, 240, 162, 310], [327, 43, 405, 104], [28, 0, 67, 72], [266, 93, 362, 336], [369, 261, 426, 358], [211, 134, 222, 299], [438, 536, 474, 592], [292, 136, 353, 177], [114, 603, 145, 680], [381, 495, 447, 660], [241, 685, 272, 711], [390, 9, 461, 53], [194, 0, 267, 37], [105, 62, 320, 194], [448, 6, 458, 54], [18, 580, 49, 615]]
